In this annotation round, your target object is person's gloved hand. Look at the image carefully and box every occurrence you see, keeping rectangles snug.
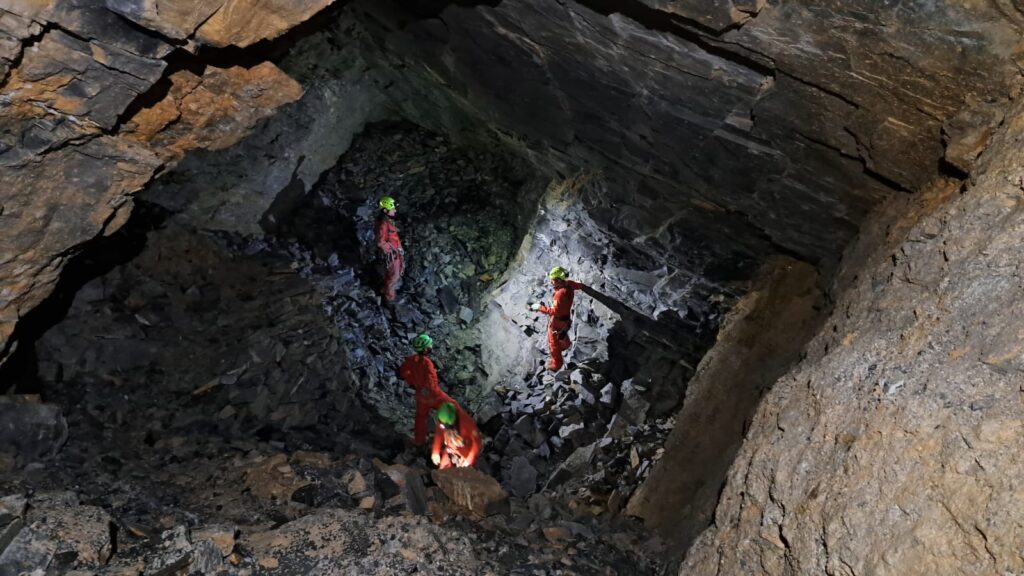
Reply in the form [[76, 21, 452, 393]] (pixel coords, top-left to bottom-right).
[[529, 302, 542, 311], [431, 453, 441, 466]]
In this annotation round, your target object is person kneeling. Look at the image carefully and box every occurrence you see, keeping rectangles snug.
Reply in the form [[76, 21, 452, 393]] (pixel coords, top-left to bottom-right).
[[431, 402, 481, 469]]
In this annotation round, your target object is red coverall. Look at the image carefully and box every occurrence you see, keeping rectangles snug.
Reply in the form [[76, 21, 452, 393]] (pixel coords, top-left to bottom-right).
[[538, 280, 585, 371], [375, 214, 403, 302], [431, 405, 482, 469], [399, 353, 454, 445]]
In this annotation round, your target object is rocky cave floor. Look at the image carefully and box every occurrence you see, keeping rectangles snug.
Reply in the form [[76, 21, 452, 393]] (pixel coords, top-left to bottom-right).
[[0, 124, 694, 575]]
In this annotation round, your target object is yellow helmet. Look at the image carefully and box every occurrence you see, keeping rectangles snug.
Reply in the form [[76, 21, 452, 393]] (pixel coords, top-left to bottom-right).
[[379, 196, 396, 210], [548, 266, 569, 280]]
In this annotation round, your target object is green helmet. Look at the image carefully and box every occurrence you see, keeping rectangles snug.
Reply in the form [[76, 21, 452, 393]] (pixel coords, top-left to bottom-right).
[[412, 333, 433, 353], [379, 196, 396, 210], [548, 266, 569, 280], [437, 402, 457, 426]]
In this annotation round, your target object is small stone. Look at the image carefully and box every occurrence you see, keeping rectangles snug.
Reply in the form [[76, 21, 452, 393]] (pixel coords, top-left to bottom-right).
[[607, 490, 624, 514], [619, 379, 650, 425], [604, 415, 629, 440], [542, 526, 573, 544], [536, 442, 551, 459], [528, 494, 554, 521], [578, 386, 596, 405], [563, 521, 595, 539], [439, 286, 459, 313], [402, 471, 429, 516], [0, 399, 68, 465], [346, 471, 368, 495], [570, 369, 585, 387], [144, 526, 192, 575], [372, 460, 411, 488], [0, 524, 54, 575], [508, 456, 538, 498], [599, 383, 616, 406], [558, 422, 585, 441], [546, 443, 596, 489], [513, 414, 546, 448], [0, 495, 27, 518], [190, 539, 225, 574], [458, 306, 474, 323], [191, 525, 236, 557], [358, 495, 376, 509]]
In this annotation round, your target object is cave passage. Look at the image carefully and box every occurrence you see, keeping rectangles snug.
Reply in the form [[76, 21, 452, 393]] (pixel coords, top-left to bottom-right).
[[2, 0, 1014, 574], [0, 122, 714, 574]]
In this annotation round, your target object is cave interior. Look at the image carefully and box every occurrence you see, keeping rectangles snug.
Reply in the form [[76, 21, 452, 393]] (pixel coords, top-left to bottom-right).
[[0, 1, 1022, 575]]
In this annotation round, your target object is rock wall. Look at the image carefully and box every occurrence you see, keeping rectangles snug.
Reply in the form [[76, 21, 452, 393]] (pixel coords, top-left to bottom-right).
[[680, 99, 1024, 575], [141, 15, 390, 234], [355, 0, 1023, 269], [0, 1, 344, 367], [626, 255, 824, 557], [0, 2, 397, 369]]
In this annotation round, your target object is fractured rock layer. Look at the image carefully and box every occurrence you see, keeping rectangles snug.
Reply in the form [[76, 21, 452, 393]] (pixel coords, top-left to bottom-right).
[[357, 0, 1023, 267], [0, 1, 337, 366], [628, 255, 824, 555], [681, 100, 1024, 576]]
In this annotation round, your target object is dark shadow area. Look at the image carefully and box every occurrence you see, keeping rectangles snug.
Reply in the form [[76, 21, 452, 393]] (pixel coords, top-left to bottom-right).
[[625, 258, 825, 566], [0, 201, 171, 395], [586, 285, 714, 418]]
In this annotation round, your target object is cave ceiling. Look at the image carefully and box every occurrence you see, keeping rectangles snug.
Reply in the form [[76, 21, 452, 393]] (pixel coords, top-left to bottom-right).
[[1, 0, 1022, 364]]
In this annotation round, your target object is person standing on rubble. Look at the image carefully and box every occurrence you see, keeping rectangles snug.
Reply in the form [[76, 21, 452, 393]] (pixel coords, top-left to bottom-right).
[[529, 266, 587, 372], [375, 196, 404, 304], [399, 334, 455, 446], [431, 402, 482, 469]]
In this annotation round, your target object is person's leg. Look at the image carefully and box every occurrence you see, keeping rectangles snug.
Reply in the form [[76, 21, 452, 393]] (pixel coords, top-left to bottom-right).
[[413, 400, 429, 445], [546, 327, 563, 371], [383, 256, 401, 302]]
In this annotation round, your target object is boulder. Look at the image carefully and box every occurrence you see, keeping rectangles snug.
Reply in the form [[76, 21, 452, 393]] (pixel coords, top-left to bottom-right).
[[431, 468, 509, 518], [0, 493, 114, 575], [0, 397, 68, 466]]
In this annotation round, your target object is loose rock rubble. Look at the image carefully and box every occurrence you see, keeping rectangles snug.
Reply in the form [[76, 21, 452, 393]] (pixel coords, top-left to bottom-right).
[[0, 124, 678, 574]]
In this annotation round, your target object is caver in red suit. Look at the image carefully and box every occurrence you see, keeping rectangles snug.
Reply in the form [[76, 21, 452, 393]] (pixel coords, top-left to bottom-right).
[[375, 211, 403, 302], [399, 352, 453, 445], [537, 279, 585, 371], [431, 404, 482, 469]]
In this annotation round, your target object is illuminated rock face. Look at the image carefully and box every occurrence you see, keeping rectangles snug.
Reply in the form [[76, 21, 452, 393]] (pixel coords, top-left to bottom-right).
[[1, 3, 1024, 573]]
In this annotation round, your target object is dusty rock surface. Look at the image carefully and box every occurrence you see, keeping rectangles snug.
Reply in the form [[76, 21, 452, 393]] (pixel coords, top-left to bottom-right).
[[0, 0, 344, 366], [358, 0, 1023, 267], [125, 62, 304, 163], [628, 256, 824, 557], [680, 100, 1024, 575]]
